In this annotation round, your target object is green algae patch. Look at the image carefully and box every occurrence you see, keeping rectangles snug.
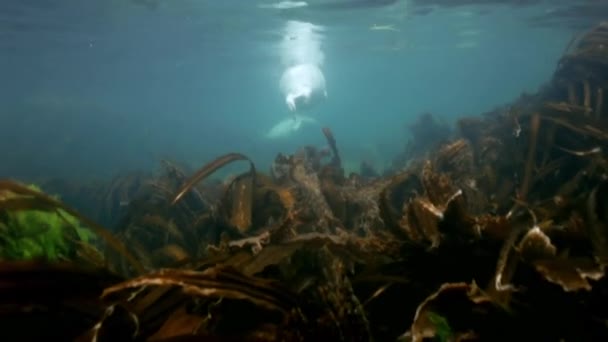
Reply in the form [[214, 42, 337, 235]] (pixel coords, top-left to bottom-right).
[[427, 311, 453, 342], [0, 184, 96, 261]]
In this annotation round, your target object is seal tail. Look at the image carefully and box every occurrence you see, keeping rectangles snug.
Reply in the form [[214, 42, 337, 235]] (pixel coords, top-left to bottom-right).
[[286, 94, 297, 111]]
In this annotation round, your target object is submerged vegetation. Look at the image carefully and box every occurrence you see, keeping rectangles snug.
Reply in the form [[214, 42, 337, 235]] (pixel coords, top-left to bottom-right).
[[3, 21, 608, 342], [0, 184, 97, 261]]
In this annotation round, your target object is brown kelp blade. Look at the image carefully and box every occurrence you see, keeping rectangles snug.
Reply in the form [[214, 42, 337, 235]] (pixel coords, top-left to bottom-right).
[[322, 127, 342, 168], [0, 196, 59, 212], [171, 153, 255, 206], [102, 266, 298, 315], [0, 180, 145, 274], [223, 171, 255, 233]]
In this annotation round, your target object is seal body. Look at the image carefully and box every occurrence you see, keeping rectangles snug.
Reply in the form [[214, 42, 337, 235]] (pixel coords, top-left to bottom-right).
[[280, 63, 327, 112], [264, 114, 318, 139]]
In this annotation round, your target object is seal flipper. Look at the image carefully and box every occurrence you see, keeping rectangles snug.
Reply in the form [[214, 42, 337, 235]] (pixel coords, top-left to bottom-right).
[[286, 94, 297, 111]]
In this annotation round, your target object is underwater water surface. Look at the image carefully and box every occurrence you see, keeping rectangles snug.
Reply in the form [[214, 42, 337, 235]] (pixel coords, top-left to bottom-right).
[[0, 0, 598, 181]]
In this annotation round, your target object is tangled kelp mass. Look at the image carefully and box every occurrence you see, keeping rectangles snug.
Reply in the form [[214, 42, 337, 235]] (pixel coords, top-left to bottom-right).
[[3, 22, 608, 342]]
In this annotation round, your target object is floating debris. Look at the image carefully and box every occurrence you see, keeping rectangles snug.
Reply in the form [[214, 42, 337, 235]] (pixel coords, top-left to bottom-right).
[[369, 24, 400, 32]]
